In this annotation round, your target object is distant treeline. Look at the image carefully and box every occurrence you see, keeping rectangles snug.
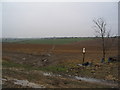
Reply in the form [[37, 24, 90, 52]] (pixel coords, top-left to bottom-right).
[[2, 36, 119, 42], [2, 37, 93, 40]]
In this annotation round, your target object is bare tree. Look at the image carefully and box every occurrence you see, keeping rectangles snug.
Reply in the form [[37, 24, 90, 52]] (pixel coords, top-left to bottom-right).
[[93, 18, 108, 61]]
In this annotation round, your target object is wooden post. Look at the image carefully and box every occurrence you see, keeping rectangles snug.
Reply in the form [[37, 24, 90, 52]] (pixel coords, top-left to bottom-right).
[[82, 48, 86, 63]]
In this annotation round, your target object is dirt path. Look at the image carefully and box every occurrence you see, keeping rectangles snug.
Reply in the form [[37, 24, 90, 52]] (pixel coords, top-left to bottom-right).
[[41, 72, 118, 87], [2, 67, 118, 88], [1, 77, 45, 88]]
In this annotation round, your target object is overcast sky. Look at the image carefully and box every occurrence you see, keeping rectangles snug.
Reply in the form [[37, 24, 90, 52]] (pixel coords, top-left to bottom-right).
[[2, 2, 118, 38]]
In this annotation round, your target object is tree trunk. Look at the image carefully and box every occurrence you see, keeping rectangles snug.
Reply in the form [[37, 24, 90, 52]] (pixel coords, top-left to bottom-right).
[[102, 36, 105, 60]]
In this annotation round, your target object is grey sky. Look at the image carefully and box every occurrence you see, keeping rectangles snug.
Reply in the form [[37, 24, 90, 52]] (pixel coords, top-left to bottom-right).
[[2, 2, 118, 38]]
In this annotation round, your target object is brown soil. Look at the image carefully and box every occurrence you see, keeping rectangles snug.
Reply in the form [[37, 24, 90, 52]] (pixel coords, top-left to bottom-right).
[[2, 38, 118, 66]]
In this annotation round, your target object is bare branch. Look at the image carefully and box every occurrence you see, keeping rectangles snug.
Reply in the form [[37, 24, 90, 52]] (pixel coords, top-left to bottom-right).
[[93, 19, 102, 30], [93, 18, 107, 60]]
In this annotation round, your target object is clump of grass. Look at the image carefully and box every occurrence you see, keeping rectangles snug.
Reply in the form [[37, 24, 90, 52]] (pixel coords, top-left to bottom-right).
[[2, 60, 68, 73], [36, 65, 68, 73], [2, 60, 33, 70]]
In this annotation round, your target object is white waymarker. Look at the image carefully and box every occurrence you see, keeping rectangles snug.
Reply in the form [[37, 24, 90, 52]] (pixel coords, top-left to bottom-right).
[[83, 48, 86, 53], [82, 48, 86, 63]]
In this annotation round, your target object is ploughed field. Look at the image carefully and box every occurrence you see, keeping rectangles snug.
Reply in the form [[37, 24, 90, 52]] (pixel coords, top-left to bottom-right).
[[2, 38, 119, 88]]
